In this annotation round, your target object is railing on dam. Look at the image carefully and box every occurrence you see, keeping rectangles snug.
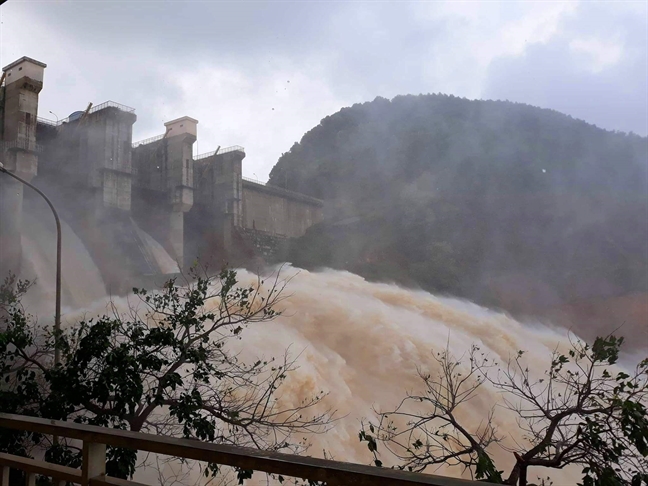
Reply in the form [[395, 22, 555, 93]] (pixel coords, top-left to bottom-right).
[[36, 116, 58, 127], [194, 145, 245, 160], [0, 413, 492, 486], [88, 101, 136, 115], [132, 133, 165, 148], [242, 175, 265, 185], [242, 177, 324, 206], [36, 102, 137, 127]]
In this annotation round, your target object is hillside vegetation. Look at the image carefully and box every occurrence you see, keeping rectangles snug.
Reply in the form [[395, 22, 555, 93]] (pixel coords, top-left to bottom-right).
[[268, 95, 647, 329]]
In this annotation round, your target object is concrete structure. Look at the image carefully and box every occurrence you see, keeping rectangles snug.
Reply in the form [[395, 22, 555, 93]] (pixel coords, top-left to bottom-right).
[[0, 57, 45, 278], [34, 101, 146, 292], [0, 56, 323, 291], [132, 116, 197, 267], [186, 147, 323, 266], [242, 179, 323, 237]]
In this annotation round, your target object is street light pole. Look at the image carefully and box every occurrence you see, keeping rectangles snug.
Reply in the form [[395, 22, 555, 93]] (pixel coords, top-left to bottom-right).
[[0, 162, 62, 366]]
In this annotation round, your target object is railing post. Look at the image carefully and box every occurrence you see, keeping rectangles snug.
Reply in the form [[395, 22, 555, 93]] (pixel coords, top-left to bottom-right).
[[24, 472, 35, 486], [1, 466, 8, 486], [82, 442, 106, 486]]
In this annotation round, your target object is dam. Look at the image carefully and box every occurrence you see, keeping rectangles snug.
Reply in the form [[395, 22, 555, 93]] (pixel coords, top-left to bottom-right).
[[0, 56, 323, 293]]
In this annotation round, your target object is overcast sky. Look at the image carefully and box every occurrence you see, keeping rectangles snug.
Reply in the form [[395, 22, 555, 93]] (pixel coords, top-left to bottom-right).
[[1, 0, 646, 179]]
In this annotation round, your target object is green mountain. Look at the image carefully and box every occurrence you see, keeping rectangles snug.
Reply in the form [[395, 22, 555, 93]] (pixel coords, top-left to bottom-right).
[[268, 94, 648, 322]]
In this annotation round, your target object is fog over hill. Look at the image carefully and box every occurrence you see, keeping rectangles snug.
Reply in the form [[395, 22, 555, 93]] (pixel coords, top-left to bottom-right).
[[269, 95, 648, 346]]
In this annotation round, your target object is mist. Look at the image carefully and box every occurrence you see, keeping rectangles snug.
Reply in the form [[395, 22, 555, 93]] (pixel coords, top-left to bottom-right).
[[273, 95, 647, 350], [1, 1, 647, 485]]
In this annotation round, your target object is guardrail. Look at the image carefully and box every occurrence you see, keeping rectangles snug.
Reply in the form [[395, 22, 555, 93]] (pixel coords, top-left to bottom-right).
[[242, 175, 264, 185], [0, 413, 489, 486], [36, 116, 58, 127], [242, 177, 323, 206], [132, 133, 165, 148], [36, 101, 137, 127], [89, 101, 136, 115], [194, 145, 245, 160]]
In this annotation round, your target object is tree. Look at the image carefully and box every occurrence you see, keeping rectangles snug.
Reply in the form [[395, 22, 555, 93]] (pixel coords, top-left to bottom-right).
[[0, 267, 333, 483], [0, 274, 48, 458], [359, 336, 648, 486]]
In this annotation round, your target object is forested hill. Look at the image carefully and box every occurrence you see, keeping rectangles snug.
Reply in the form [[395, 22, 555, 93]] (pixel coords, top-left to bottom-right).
[[268, 94, 648, 329]]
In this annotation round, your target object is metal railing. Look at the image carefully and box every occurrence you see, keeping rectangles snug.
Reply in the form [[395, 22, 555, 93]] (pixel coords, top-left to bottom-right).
[[36, 116, 58, 127], [89, 101, 136, 115], [132, 133, 165, 148], [242, 177, 323, 206], [194, 145, 245, 160], [0, 413, 489, 486], [242, 175, 264, 185], [36, 101, 137, 127], [0, 139, 43, 153]]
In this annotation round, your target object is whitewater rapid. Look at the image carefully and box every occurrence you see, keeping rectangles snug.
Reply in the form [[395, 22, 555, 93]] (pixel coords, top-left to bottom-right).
[[15, 204, 587, 484], [69, 266, 584, 485]]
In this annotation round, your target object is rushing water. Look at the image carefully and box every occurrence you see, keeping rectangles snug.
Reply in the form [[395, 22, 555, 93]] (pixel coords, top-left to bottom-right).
[[64, 266, 584, 485], [20, 209, 107, 316], [132, 219, 181, 275], [17, 205, 587, 483], [18, 205, 179, 315]]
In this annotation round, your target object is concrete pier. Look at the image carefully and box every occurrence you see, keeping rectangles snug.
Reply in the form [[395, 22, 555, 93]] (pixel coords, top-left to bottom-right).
[[132, 116, 197, 269], [0, 57, 45, 278]]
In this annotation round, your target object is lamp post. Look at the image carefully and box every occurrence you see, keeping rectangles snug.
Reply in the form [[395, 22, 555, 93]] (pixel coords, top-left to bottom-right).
[[0, 162, 62, 366], [48, 111, 59, 124]]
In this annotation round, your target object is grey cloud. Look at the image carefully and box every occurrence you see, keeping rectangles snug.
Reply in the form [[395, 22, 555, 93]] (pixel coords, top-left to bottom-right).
[[315, 3, 451, 101], [6, 1, 455, 99], [482, 3, 647, 135], [9, 1, 339, 63], [2, 0, 645, 166], [2, 1, 354, 142]]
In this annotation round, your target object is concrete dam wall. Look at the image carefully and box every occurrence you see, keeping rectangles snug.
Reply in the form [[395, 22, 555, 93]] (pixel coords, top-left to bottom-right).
[[0, 56, 323, 293]]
